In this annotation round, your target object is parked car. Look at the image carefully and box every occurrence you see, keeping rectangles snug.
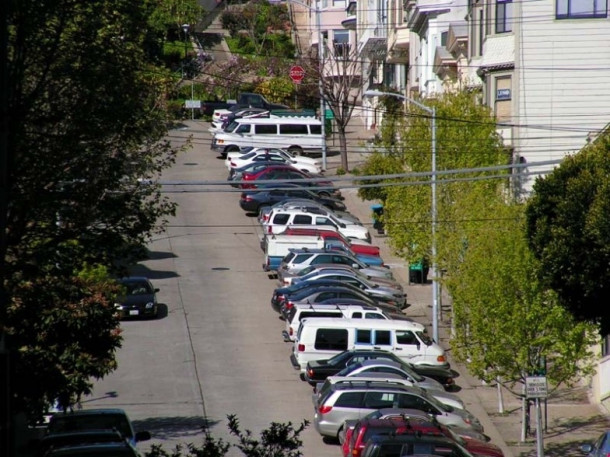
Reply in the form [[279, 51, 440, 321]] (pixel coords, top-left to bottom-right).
[[343, 415, 502, 457], [291, 267, 406, 308], [37, 430, 127, 456], [303, 349, 456, 390], [359, 432, 475, 457], [581, 431, 610, 457], [239, 184, 346, 214], [41, 441, 142, 456], [283, 226, 381, 256], [277, 248, 394, 285], [210, 107, 270, 132], [240, 165, 339, 198], [260, 200, 359, 227], [271, 279, 400, 314], [228, 161, 282, 187], [312, 379, 483, 440], [279, 285, 400, 319], [323, 359, 447, 393], [225, 148, 321, 174], [358, 408, 490, 443], [46, 408, 151, 449], [114, 277, 159, 319]]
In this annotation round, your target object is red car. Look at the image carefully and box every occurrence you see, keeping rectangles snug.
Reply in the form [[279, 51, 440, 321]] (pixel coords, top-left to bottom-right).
[[240, 165, 338, 197], [283, 227, 381, 257], [343, 416, 503, 457]]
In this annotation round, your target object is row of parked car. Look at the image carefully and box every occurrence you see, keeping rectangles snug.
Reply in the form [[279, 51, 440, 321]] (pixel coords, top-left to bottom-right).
[[222, 147, 507, 457]]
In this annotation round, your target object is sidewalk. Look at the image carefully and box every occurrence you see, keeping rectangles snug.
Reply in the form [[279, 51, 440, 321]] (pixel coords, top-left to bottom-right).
[[324, 128, 610, 457]]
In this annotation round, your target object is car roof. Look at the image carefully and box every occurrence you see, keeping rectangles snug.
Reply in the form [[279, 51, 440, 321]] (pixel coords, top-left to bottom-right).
[[358, 359, 402, 368], [51, 408, 129, 418], [119, 277, 149, 283]]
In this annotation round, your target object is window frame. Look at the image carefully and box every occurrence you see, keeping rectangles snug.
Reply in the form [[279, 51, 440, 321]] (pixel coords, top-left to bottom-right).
[[495, 0, 513, 33], [557, 0, 608, 18]]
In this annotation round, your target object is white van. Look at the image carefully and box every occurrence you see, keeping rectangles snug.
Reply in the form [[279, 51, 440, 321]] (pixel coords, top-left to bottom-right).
[[282, 303, 422, 342], [290, 318, 448, 373], [211, 117, 323, 156]]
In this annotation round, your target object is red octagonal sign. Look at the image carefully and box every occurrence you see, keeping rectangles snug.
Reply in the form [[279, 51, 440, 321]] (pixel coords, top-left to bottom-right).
[[290, 65, 305, 84]]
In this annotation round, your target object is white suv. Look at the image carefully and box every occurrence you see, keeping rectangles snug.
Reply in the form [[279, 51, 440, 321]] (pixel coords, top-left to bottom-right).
[[263, 208, 370, 241]]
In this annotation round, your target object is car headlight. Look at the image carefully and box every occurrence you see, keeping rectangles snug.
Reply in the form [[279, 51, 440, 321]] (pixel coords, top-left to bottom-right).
[[145, 302, 155, 309], [114, 303, 123, 309]]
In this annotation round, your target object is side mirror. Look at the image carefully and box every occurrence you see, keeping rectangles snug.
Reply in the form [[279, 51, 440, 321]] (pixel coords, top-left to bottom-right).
[[352, 263, 359, 269], [580, 445, 593, 454]]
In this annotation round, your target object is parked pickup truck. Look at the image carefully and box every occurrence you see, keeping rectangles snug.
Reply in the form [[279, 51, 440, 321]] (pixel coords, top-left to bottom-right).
[[201, 92, 289, 117], [263, 234, 325, 276]]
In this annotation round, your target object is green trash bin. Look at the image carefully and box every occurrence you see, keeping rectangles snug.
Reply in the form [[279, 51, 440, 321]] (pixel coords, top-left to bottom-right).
[[371, 204, 384, 234], [409, 259, 429, 284]]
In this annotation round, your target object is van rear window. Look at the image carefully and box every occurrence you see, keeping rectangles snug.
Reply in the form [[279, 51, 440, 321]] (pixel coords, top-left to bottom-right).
[[298, 311, 343, 321], [314, 328, 348, 350], [310, 125, 322, 135]]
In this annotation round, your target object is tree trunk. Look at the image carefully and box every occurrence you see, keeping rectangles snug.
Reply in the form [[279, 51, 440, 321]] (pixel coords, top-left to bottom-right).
[[338, 124, 349, 172]]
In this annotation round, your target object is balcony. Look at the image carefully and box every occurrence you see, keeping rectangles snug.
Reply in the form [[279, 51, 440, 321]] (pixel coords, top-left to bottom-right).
[[386, 26, 409, 63], [358, 26, 388, 57]]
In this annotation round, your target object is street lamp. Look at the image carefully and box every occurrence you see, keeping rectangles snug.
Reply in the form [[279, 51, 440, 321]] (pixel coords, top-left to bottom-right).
[[363, 89, 439, 343], [181, 24, 190, 79], [288, 0, 327, 170]]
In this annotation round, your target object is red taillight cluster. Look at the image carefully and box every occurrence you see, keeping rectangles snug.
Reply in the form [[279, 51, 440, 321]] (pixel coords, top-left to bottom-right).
[[298, 343, 305, 352], [284, 301, 294, 310], [318, 405, 332, 414]]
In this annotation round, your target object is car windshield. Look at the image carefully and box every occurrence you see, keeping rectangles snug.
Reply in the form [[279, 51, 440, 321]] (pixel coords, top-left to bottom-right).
[[240, 151, 257, 159], [297, 265, 317, 276], [49, 414, 132, 438], [121, 280, 152, 296], [417, 331, 433, 346], [225, 121, 239, 132], [326, 351, 352, 365]]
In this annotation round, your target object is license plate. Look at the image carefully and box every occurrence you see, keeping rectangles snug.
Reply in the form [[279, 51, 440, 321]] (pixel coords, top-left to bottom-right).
[[129, 310, 139, 316]]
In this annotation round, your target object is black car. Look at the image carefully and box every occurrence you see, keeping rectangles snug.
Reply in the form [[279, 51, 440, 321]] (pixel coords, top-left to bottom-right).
[[114, 277, 159, 319], [37, 430, 126, 456], [239, 183, 347, 213], [303, 349, 456, 390]]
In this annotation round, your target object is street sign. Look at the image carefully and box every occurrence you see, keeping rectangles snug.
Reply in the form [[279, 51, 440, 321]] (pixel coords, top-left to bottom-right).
[[325, 108, 334, 119], [289, 65, 305, 84], [525, 376, 548, 399], [185, 100, 201, 109]]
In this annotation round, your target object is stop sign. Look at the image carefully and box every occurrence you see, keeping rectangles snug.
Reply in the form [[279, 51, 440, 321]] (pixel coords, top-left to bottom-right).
[[290, 65, 305, 84]]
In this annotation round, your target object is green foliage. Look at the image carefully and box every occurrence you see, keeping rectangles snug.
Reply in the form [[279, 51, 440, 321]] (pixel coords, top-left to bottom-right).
[[254, 77, 294, 105], [525, 134, 610, 334], [447, 204, 597, 395], [144, 415, 308, 457], [3, 0, 184, 420], [357, 153, 405, 202], [336, 167, 347, 176]]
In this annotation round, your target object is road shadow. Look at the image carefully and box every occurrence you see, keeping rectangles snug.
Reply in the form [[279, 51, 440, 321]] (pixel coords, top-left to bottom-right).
[[133, 416, 217, 442], [129, 264, 180, 280], [147, 250, 178, 261]]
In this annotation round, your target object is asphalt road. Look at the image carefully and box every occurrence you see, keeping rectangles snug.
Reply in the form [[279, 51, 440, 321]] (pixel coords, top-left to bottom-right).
[[85, 122, 339, 456]]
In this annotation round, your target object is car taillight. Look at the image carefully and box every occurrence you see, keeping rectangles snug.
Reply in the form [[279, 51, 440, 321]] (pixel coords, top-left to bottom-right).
[[318, 405, 332, 414], [298, 343, 305, 352], [285, 301, 294, 310], [230, 161, 236, 167], [437, 355, 447, 363], [267, 226, 272, 234], [306, 368, 314, 378], [289, 327, 294, 336]]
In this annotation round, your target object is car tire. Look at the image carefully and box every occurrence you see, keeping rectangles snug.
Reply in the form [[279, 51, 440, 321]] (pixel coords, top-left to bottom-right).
[[318, 191, 331, 198], [288, 146, 303, 156]]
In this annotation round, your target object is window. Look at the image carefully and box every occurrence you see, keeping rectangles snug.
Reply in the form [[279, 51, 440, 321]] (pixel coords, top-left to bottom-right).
[[334, 391, 364, 407], [293, 215, 313, 224], [293, 253, 314, 263], [310, 125, 322, 135], [363, 392, 396, 409], [272, 214, 290, 225], [333, 0, 346, 7], [352, 312, 363, 318], [440, 31, 448, 46], [396, 330, 418, 345], [496, 0, 513, 33], [254, 124, 277, 134], [365, 312, 385, 319], [316, 216, 335, 226], [236, 124, 251, 133], [312, 254, 334, 264], [494, 76, 512, 121], [375, 330, 391, 345], [333, 30, 350, 56], [356, 329, 372, 344], [557, 0, 608, 17], [316, 292, 338, 301], [280, 124, 308, 134], [314, 328, 348, 350], [396, 394, 434, 412]]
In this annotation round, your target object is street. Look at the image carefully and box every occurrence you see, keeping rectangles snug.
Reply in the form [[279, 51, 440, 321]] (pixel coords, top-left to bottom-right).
[[85, 121, 339, 456]]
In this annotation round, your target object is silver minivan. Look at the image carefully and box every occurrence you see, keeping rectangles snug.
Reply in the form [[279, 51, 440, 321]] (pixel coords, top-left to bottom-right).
[[312, 380, 483, 440]]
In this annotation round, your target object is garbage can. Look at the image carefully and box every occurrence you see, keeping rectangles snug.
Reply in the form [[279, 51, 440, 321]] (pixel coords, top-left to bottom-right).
[[409, 259, 429, 284], [371, 204, 384, 234]]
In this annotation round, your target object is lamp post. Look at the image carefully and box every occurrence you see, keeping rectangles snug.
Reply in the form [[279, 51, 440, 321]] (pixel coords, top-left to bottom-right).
[[181, 23, 189, 79], [363, 89, 439, 343], [288, 0, 327, 170]]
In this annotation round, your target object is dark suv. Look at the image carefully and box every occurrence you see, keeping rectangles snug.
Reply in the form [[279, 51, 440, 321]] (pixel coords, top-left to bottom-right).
[[361, 433, 474, 457]]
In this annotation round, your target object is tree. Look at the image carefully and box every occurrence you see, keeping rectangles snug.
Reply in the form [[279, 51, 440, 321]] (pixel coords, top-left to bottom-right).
[[145, 415, 308, 457], [371, 91, 507, 268], [313, 46, 370, 172], [525, 134, 610, 334], [2, 0, 183, 422], [448, 202, 597, 397]]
